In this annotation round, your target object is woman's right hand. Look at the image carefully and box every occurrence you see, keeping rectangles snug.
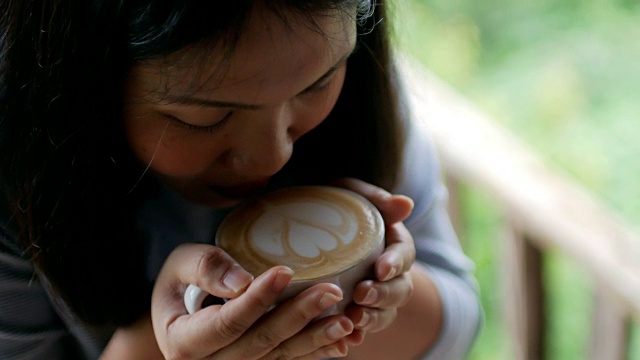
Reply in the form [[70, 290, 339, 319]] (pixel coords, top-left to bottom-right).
[[151, 243, 355, 359]]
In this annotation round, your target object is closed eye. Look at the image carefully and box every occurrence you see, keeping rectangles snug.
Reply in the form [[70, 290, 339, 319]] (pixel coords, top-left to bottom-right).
[[165, 112, 233, 133], [298, 78, 333, 95]]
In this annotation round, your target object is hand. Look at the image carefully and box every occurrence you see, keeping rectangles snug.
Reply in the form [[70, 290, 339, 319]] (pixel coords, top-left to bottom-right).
[[151, 243, 356, 359], [333, 179, 416, 336]]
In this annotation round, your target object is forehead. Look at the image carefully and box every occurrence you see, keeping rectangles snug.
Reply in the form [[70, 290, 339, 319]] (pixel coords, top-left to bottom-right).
[[127, 6, 357, 103]]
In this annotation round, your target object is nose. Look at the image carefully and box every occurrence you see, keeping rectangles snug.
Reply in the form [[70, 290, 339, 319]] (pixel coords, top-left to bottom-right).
[[231, 105, 294, 177]]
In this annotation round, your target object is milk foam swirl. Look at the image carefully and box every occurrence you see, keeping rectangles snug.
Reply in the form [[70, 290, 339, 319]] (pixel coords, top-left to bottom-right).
[[216, 187, 383, 280]]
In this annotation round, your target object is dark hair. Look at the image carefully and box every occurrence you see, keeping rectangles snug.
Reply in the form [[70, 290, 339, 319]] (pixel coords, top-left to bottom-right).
[[0, 0, 404, 326]]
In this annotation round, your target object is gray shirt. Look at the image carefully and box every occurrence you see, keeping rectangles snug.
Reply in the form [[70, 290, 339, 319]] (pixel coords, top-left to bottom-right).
[[0, 122, 482, 359]]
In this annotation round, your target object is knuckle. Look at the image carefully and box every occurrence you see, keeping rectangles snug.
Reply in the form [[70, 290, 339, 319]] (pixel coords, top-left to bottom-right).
[[244, 289, 276, 311], [407, 240, 417, 262], [195, 246, 225, 279], [367, 309, 380, 329], [376, 285, 390, 305], [405, 272, 415, 294], [373, 186, 390, 199], [267, 346, 295, 360], [252, 326, 285, 351], [379, 273, 413, 308], [398, 272, 414, 308], [290, 303, 314, 323], [406, 250, 416, 266], [372, 308, 397, 333], [400, 225, 416, 254], [217, 313, 249, 340]]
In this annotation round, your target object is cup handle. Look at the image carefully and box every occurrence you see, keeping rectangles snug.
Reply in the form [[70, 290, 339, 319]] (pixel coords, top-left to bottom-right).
[[184, 284, 209, 314]]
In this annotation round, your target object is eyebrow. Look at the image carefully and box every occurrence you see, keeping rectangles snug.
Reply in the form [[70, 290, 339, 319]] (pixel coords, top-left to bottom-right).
[[163, 46, 357, 110]]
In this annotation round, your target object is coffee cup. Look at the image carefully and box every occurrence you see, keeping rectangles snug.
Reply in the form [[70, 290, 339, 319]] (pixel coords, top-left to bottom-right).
[[184, 186, 385, 316]]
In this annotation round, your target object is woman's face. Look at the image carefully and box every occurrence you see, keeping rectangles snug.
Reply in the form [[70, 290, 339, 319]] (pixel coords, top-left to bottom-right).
[[124, 6, 357, 207]]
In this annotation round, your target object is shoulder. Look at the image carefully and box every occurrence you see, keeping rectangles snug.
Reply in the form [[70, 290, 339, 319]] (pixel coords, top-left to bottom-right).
[[393, 120, 444, 222]]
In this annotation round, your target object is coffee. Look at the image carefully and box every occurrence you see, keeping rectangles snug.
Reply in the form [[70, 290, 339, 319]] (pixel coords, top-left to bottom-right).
[[216, 186, 383, 282], [184, 186, 385, 315]]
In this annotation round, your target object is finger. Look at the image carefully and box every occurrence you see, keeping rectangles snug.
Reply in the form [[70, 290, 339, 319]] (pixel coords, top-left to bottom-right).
[[214, 283, 345, 359], [160, 243, 254, 303], [265, 316, 353, 360], [331, 178, 414, 223], [375, 222, 416, 281], [157, 266, 293, 359], [345, 329, 366, 346], [352, 272, 413, 309], [294, 340, 350, 360], [346, 305, 398, 333]]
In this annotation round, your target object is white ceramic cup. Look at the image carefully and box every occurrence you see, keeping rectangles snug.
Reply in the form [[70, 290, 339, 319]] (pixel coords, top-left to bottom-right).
[[184, 186, 385, 316]]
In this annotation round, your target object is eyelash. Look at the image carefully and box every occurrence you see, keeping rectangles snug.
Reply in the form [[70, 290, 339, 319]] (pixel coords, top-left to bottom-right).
[[167, 112, 233, 133], [299, 77, 333, 95]]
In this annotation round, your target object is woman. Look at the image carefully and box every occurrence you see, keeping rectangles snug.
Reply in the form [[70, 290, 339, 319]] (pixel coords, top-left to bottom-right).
[[0, 0, 482, 358]]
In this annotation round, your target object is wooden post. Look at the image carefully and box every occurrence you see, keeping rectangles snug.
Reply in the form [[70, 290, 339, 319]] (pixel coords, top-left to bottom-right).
[[588, 283, 630, 360], [502, 221, 546, 360]]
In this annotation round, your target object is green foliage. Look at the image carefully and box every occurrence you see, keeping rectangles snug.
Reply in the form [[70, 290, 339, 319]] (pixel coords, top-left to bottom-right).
[[454, 186, 512, 360], [396, 1, 640, 221], [395, 1, 640, 358]]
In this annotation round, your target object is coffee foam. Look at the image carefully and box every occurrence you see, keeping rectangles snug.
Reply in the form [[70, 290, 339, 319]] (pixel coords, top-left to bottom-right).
[[216, 187, 384, 280]]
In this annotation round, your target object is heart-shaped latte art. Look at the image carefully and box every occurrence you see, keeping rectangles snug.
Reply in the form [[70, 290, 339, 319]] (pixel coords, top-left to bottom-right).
[[249, 201, 357, 259], [216, 186, 384, 280]]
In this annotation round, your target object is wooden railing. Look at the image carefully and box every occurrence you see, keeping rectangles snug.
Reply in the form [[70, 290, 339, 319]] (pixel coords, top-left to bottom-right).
[[398, 57, 640, 360]]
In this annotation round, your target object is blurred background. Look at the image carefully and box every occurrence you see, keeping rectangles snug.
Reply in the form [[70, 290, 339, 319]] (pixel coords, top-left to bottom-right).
[[392, 1, 640, 359]]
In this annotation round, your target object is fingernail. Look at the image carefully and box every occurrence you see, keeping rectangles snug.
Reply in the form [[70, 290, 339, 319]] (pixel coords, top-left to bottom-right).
[[326, 321, 350, 340], [381, 254, 400, 281], [327, 345, 347, 358], [362, 288, 378, 305], [223, 264, 253, 293], [318, 292, 343, 309], [357, 311, 370, 327], [272, 267, 294, 292], [383, 266, 398, 281]]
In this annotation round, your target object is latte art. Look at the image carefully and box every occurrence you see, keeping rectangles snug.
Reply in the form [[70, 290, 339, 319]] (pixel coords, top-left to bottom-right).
[[217, 187, 384, 281], [250, 200, 358, 256]]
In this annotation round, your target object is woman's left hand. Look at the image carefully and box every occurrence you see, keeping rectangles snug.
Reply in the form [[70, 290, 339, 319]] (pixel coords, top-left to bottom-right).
[[333, 178, 416, 340]]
